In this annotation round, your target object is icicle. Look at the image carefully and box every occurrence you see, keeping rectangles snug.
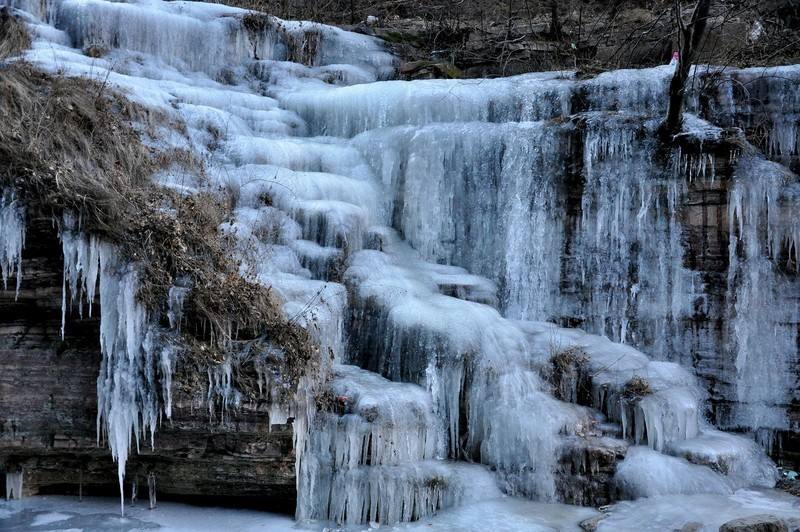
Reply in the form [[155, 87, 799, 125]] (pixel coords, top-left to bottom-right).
[[60, 215, 101, 338], [0, 190, 26, 300], [52, 232, 178, 515], [148, 472, 157, 510], [131, 477, 138, 506], [167, 285, 190, 331], [4, 468, 23, 500]]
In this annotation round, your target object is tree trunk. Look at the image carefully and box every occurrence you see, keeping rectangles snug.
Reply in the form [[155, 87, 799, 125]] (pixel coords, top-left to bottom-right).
[[661, 0, 712, 138], [550, 1, 561, 40]]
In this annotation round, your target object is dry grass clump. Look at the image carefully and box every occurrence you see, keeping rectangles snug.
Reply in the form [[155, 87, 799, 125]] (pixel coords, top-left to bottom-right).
[[0, 8, 29, 60], [621, 375, 652, 402], [0, 24, 314, 397], [551, 345, 589, 374], [0, 62, 156, 239], [549, 345, 589, 403]]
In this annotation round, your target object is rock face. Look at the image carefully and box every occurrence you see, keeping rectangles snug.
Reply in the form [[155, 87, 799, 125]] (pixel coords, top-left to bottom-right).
[[0, 216, 295, 511], [719, 514, 789, 532]]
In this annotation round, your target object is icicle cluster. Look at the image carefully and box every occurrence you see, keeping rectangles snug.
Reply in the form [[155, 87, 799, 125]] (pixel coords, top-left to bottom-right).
[[0, 189, 26, 298], [60, 221, 176, 514]]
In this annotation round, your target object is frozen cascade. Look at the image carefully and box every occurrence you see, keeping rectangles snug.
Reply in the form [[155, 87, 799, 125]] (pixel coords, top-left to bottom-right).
[[347, 109, 698, 356], [0, 189, 26, 298], [727, 156, 800, 433], [298, 365, 457, 524], [346, 233, 596, 500], [4, 0, 797, 526], [284, 62, 800, 441]]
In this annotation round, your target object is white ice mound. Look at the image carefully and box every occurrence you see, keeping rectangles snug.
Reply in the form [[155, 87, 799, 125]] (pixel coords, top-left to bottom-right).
[[615, 446, 734, 498], [667, 429, 778, 489]]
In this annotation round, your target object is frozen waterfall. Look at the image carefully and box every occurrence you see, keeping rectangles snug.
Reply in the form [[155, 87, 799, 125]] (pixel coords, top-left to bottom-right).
[[3, 0, 799, 527]]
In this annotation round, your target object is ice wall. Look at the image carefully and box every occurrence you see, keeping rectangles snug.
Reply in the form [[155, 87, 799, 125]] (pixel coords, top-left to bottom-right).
[[727, 156, 800, 433], [286, 63, 800, 443]]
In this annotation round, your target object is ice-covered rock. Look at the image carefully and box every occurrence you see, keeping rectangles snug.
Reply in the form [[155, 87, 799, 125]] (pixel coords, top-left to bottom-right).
[[615, 446, 735, 498]]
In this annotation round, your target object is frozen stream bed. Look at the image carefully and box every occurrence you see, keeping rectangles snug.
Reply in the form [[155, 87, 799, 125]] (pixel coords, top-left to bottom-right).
[[2, 492, 800, 531]]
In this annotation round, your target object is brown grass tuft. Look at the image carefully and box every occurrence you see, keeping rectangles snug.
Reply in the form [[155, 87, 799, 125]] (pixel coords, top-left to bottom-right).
[[0, 8, 30, 61], [622, 375, 652, 402]]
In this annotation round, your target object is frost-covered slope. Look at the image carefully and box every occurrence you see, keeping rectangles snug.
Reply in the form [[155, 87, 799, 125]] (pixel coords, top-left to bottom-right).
[[2, 0, 799, 528]]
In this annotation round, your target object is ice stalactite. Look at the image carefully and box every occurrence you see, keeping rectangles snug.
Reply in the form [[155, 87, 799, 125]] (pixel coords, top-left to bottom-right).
[[61, 223, 176, 515], [726, 156, 800, 434], [0, 189, 26, 299], [60, 214, 100, 337], [4, 469, 23, 500]]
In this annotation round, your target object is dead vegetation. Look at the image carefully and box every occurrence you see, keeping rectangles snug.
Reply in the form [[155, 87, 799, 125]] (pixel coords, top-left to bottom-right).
[[549, 345, 589, 403], [211, 0, 799, 77], [621, 375, 653, 402], [0, 7, 29, 60], [0, 14, 314, 400], [551, 345, 589, 376]]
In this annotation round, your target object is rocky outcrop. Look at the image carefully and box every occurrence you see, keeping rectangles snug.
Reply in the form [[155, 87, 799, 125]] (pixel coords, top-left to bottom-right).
[[557, 435, 628, 506], [0, 215, 296, 511], [719, 514, 789, 532]]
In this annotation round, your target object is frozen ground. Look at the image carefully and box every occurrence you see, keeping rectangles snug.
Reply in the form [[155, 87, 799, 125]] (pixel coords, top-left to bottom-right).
[[2, 491, 800, 531]]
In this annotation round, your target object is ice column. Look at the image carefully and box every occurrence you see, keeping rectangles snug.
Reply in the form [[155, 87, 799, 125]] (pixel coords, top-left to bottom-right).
[[0, 190, 26, 299]]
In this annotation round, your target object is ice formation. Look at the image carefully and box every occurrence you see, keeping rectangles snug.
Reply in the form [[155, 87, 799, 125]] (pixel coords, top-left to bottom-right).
[[4, 0, 799, 527], [4, 470, 22, 500], [727, 156, 800, 432], [60, 224, 177, 514], [0, 189, 25, 298], [615, 446, 736, 498]]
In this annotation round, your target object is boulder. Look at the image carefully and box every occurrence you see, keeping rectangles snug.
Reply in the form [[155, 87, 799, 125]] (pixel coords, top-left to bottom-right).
[[719, 514, 788, 532]]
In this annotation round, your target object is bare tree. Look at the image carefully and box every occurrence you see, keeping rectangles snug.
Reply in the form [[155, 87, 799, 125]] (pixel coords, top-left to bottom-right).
[[661, 0, 712, 138]]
